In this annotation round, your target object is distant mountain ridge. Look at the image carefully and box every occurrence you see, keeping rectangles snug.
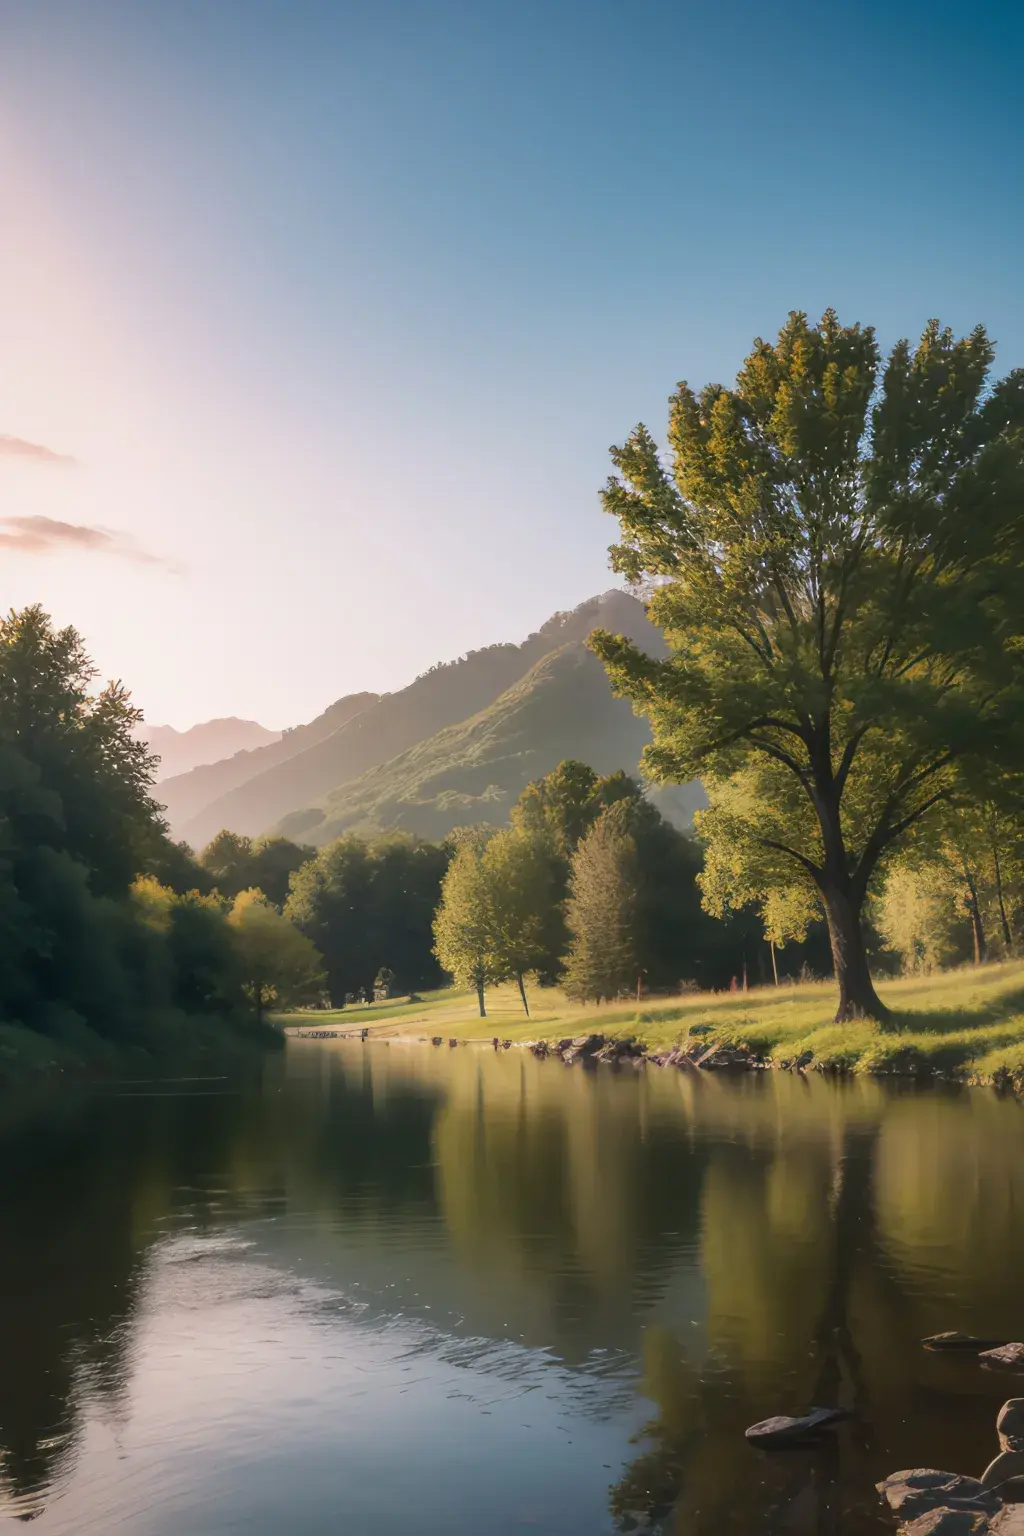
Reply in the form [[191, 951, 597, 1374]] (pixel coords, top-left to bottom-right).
[[158, 692, 380, 830], [159, 592, 703, 849], [138, 717, 280, 781], [277, 641, 705, 846]]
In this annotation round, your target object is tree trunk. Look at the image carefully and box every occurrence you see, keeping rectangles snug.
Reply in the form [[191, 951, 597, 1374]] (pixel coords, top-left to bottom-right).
[[517, 973, 530, 1016], [770, 941, 779, 986], [964, 873, 987, 965], [821, 884, 888, 1022], [476, 981, 486, 1018], [993, 845, 1013, 952]]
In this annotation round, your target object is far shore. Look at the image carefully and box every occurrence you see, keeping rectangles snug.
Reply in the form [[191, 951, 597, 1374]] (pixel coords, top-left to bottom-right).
[[277, 960, 1024, 1091]]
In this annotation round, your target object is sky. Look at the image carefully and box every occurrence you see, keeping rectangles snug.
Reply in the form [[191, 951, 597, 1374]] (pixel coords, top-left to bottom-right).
[[0, 0, 1021, 729]]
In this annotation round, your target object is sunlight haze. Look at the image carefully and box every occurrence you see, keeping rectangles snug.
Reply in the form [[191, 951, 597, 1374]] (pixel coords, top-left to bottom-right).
[[1, 0, 1020, 727]]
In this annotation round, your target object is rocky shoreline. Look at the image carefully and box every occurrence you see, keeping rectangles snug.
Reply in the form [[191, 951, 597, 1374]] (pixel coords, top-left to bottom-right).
[[875, 1397, 1024, 1533], [521, 1031, 1018, 1088]]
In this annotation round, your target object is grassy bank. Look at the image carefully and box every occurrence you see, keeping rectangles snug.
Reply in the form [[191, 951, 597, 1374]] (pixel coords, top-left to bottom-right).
[[278, 961, 1024, 1088]]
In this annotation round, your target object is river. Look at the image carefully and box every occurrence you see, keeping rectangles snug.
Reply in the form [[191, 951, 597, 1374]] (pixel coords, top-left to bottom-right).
[[1, 1042, 1022, 1534]]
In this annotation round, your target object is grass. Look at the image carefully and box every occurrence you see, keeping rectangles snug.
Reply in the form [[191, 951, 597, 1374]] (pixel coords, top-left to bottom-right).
[[277, 961, 1024, 1088]]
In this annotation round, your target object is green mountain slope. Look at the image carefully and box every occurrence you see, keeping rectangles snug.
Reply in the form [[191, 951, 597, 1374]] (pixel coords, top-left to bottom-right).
[[159, 691, 379, 833], [172, 591, 659, 849], [275, 643, 705, 846]]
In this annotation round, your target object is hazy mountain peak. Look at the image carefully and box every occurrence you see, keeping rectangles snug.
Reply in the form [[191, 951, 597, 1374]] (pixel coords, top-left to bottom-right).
[[138, 717, 281, 781]]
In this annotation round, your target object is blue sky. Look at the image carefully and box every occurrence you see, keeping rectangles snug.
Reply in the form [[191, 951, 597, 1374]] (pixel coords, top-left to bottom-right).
[[0, 0, 1021, 726]]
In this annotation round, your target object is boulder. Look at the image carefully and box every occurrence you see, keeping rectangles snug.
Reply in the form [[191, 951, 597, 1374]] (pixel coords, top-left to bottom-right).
[[981, 1449, 1024, 1490], [877, 1471, 1001, 1521], [697, 1041, 753, 1070], [998, 1400, 1024, 1452], [991, 1509, 1024, 1533], [982, 1345, 1024, 1373], [560, 1034, 606, 1064], [898, 1512, 992, 1536], [745, 1406, 850, 1446], [923, 1333, 1013, 1352], [593, 1038, 645, 1064], [431, 1036, 444, 1046], [529, 1041, 550, 1059]]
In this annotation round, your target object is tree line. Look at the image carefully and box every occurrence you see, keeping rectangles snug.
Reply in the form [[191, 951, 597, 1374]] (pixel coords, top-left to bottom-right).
[[0, 606, 325, 1068]]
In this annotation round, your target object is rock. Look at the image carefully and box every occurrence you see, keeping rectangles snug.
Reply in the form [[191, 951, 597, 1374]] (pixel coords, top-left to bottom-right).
[[982, 1345, 1024, 1372], [529, 1041, 550, 1059], [745, 1406, 850, 1446], [898, 1512, 992, 1536], [560, 1034, 606, 1064], [877, 1471, 1001, 1521], [431, 1036, 444, 1046], [998, 1400, 1024, 1451], [991, 1509, 1024, 1532], [697, 1041, 753, 1070], [982, 1449, 1024, 1490], [448, 1038, 458, 1048], [922, 1333, 1013, 1352], [593, 1038, 645, 1064], [501, 1039, 512, 1050]]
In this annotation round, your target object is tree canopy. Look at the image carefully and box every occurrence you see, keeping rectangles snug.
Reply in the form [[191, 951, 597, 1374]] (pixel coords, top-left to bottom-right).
[[286, 831, 449, 1004], [592, 311, 1024, 1018]]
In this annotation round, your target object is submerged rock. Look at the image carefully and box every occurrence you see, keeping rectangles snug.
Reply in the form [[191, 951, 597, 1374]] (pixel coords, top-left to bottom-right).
[[922, 1333, 1013, 1352], [877, 1470, 1001, 1521], [898, 1512, 993, 1536], [981, 1448, 1024, 1490], [745, 1406, 850, 1446], [982, 1345, 1024, 1373], [998, 1399, 1024, 1451]]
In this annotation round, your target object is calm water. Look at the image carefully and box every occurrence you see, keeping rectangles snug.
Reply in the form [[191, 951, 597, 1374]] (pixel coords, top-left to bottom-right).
[[1, 1044, 1023, 1535]]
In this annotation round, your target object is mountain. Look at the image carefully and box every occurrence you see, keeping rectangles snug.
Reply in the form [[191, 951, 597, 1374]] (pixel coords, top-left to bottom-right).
[[169, 592, 655, 848], [275, 642, 706, 845], [139, 718, 280, 781], [157, 692, 380, 831], [163, 592, 697, 850]]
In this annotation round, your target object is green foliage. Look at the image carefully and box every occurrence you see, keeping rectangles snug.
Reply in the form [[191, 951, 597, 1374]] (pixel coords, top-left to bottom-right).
[[432, 833, 501, 1014], [286, 831, 449, 1003], [0, 605, 270, 1072], [477, 825, 563, 1013], [592, 311, 1024, 1019], [875, 859, 967, 975], [227, 889, 325, 1019], [562, 810, 640, 1003], [199, 830, 312, 907]]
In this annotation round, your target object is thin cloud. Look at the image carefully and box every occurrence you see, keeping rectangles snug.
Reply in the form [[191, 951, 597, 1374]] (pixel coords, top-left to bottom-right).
[[0, 435, 76, 466], [0, 515, 180, 571]]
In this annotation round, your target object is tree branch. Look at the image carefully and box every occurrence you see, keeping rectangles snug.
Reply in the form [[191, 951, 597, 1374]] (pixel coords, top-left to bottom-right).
[[760, 838, 823, 882]]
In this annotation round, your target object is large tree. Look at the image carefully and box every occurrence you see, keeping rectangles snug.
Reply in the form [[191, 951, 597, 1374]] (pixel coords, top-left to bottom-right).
[[478, 825, 562, 1015], [592, 312, 1024, 1019]]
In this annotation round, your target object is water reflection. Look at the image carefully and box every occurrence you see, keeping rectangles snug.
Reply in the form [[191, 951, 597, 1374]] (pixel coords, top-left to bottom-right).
[[0, 1049, 1021, 1533]]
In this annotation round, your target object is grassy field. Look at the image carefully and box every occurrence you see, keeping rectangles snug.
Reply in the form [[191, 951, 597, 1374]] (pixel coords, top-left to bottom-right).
[[277, 961, 1024, 1086]]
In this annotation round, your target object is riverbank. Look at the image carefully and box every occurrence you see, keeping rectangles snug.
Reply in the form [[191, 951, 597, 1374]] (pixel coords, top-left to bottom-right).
[[278, 961, 1024, 1089], [0, 1013, 282, 1092]]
